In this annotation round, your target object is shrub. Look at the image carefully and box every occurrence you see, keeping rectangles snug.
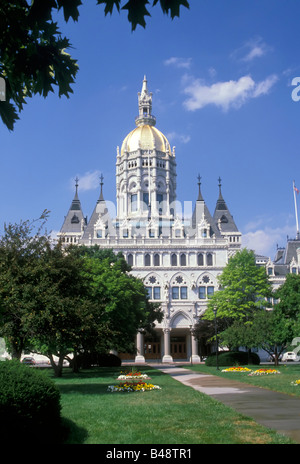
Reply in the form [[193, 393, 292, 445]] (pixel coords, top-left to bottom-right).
[[77, 351, 122, 368], [205, 351, 260, 367], [0, 360, 62, 443], [97, 353, 122, 367]]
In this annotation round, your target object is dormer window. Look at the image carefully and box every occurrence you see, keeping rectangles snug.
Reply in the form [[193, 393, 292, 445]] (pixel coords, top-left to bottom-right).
[[71, 214, 79, 224]]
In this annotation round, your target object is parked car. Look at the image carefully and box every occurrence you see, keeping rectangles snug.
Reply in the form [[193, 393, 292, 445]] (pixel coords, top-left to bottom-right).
[[21, 356, 36, 365], [282, 351, 299, 362]]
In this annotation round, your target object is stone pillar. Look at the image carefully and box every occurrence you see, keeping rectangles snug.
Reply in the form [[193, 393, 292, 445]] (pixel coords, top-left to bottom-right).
[[135, 331, 145, 363], [190, 330, 201, 364], [162, 328, 173, 363]]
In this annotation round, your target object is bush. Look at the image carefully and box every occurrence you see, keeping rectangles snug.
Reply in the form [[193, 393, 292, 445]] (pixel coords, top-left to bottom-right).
[[205, 351, 260, 367], [0, 360, 62, 443], [77, 352, 122, 368]]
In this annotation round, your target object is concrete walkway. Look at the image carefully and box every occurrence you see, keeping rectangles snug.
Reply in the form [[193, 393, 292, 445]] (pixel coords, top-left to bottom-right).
[[150, 364, 300, 443]]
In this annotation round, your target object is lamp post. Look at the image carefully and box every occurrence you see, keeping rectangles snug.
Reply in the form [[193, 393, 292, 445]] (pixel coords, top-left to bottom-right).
[[212, 306, 219, 370]]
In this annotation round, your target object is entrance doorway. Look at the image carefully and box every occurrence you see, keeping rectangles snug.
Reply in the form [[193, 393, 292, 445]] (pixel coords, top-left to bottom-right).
[[170, 337, 187, 359], [144, 341, 161, 359]]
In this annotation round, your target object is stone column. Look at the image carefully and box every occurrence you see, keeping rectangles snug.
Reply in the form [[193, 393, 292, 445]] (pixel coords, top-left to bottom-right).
[[135, 331, 145, 363], [162, 328, 173, 363], [190, 329, 201, 364]]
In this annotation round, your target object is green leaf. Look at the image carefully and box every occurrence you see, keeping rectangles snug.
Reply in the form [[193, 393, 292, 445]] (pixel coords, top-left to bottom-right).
[[97, 0, 121, 15], [0, 101, 20, 131], [28, 0, 57, 24], [122, 0, 151, 30], [57, 0, 83, 22], [153, 0, 189, 18]]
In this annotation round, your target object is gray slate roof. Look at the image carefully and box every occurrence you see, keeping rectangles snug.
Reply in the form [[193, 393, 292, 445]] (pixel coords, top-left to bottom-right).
[[60, 186, 86, 234]]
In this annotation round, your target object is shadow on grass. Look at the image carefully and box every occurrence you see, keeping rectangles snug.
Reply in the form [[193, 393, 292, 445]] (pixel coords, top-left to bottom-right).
[[58, 382, 110, 395], [61, 417, 88, 444], [56, 366, 168, 396]]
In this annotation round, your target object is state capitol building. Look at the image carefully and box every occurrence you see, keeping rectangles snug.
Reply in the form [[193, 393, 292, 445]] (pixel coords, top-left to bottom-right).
[[58, 77, 242, 364]]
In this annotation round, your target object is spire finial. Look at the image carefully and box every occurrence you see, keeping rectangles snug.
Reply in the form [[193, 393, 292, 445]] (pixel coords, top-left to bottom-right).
[[197, 174, 203, 201], [74, 176, 79, 198], [99, 173, 104, 201], [218, 176, 223, 199]]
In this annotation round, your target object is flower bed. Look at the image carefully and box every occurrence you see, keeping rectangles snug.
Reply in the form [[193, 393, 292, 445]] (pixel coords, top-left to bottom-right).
[[248, 368, 280, 376], [291, 379, 300, 386], [117, 369, 151, 380], [117, 374, 150, 380], [222, 367, 252, 372], [107, 381, 161, 393]]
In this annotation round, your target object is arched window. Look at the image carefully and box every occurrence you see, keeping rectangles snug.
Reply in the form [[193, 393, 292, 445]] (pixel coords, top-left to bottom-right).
[[154, 253, 160, 266], [145, 254, 151, 266], [127, 253, 133, 266], [171, 253, 177, 266], [207, 253, 213, 266], [180, 253, 186, 266], [197, 253, 204, 266]]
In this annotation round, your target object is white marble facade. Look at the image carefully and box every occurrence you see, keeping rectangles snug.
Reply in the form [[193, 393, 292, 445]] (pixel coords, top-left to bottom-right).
[[58, 77, 241, 363]]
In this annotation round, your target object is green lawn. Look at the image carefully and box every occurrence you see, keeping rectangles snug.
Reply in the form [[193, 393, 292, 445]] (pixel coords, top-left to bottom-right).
[[51, 365, 295, 444], [183, 363, 300, 396]]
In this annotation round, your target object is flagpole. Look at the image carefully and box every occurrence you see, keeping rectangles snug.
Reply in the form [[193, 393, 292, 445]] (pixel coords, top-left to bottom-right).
[[293, 180, 299, 239]]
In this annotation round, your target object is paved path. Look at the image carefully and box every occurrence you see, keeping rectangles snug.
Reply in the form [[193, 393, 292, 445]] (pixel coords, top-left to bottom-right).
[[150, 364, 300, 443]]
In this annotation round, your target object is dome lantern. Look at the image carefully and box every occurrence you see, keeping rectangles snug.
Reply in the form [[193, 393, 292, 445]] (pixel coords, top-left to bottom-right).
[[135, 75, 156, 127]]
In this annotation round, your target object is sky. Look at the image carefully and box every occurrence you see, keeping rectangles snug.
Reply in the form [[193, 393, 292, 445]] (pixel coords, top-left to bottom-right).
[[1, 0, 300, 258]]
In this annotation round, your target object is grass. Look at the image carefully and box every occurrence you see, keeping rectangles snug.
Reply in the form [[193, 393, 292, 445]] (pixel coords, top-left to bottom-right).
[[183, 363, 300, 397], [49, 365, 295, 444]]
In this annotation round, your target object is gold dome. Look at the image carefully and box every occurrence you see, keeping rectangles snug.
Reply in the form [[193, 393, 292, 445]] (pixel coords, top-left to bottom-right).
[[121, 124, 172, 156]]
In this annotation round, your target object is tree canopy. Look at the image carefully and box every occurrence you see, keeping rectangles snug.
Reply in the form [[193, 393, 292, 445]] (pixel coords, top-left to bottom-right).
[[220, 308, 295, 365], [0, 1, 190, 130], [203, 248, 272, 324], [0, 217, 162, 376]]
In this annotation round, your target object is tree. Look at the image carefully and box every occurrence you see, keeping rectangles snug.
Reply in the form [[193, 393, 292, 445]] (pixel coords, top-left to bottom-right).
[[0, 211, 50, 359], [0, 215, 96, 376], [23, 242, 95, 377], [275, 273, 300, 320], [273, 273, 300, 358], [74, 244, 163, 353], [192, 316, 228, 358], [203, 249, 272, 324], [220, 308, 294, 365], [0, 1, 190, 130]]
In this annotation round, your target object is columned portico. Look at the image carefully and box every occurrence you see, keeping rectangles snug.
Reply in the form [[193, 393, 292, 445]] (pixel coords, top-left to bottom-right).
[[134, 327, 200, 364]]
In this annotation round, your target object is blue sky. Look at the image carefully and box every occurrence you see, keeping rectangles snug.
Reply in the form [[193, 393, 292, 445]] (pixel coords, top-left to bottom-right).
[[1, 0, 300, 258]]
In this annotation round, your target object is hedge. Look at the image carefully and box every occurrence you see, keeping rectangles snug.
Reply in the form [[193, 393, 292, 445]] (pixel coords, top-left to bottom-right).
[[0, 360, 62, 443], [205, 351, 260, 367], [76, 352, 122, 368]]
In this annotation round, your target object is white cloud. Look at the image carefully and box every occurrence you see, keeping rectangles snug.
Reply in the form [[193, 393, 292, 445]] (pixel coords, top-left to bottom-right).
[[164, 57, 192, 69], [166, 131, 191, 144], [183, 74, 278, 111], [72, 170, 102, 192], [252, 74, 278, 97], [231, 37, 270, 62]]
